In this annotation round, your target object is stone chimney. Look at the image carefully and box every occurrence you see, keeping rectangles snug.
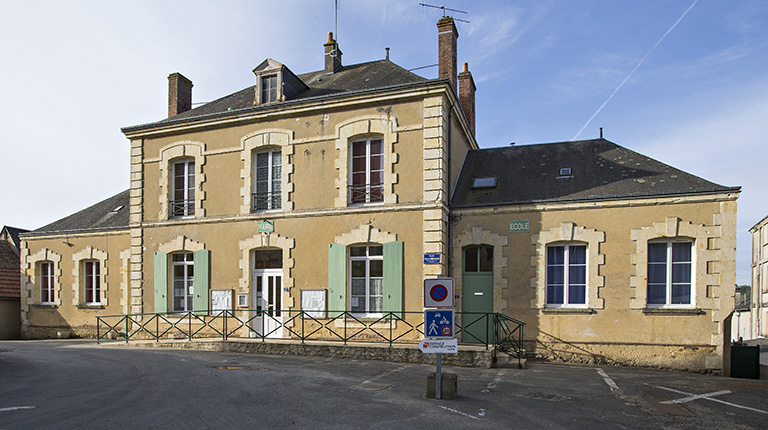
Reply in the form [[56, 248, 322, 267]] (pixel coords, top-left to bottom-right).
[[437, 16, 458, 91], [324, 32, 342, 74], [168, 72, 193, 117], [458, 62, 476, 136]]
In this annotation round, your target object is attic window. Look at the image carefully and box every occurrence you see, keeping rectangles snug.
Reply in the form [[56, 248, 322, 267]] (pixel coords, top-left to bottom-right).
[[261, 75, 278, 103], [472, 177, 497, 189], [558, 168, 572, 178]]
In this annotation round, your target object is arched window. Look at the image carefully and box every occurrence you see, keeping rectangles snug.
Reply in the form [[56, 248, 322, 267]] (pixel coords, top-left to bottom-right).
[[171, 159, 195, 217], [349, 137, 383, 204], [253, 149, 282, 211]]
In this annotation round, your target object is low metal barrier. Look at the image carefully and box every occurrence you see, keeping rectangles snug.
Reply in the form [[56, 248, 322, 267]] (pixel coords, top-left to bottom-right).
[[96, 309, 525, 364]]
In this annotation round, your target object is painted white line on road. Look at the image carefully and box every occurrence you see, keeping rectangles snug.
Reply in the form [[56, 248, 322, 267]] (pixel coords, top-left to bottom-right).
[[481, 370, 504, 393], [439, 405, 480, 420], [653, 385, 768, 415], [597, 369, 619, 391], [0, 406, 36, 412]]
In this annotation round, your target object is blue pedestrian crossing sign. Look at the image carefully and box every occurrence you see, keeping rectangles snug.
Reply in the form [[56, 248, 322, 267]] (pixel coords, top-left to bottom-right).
[[424, 309, 455, 338]]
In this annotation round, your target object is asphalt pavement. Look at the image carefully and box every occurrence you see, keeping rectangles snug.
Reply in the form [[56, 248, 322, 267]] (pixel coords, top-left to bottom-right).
[[1, 340, 767, 429]]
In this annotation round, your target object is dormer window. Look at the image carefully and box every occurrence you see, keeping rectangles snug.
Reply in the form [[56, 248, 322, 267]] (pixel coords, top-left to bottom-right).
[[472, 177, 497, 189], [261, 75, 278, 103], [252, 58, 308, 106]]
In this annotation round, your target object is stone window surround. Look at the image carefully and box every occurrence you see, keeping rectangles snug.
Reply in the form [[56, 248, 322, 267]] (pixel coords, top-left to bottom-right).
[[239, 129, 295, 214], [71, 246, 108, 307], [25, 248, 62, 307], [532, 222, 605, 310], [630, 217, 717, 311], [451, 226, 509, 313], [334, 116, 399, 208], [158, 141, 206, 220]]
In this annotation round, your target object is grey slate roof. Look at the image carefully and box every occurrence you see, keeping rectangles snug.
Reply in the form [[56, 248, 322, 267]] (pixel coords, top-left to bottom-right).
[[1, 226, 29, 251], [451, 139, 740, 208], [125, 59, 428, 130], [25, 190, 130, 236]]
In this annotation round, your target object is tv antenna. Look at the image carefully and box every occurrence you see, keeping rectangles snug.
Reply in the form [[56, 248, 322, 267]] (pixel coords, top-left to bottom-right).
[[419, 3, 470, 23]]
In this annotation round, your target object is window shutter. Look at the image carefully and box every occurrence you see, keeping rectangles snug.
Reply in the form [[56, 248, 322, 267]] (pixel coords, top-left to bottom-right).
[[328, 244, 346, 317], [383, 241, 404, 318], [153, 251, 168, 314], [193, 249, 210, 314]]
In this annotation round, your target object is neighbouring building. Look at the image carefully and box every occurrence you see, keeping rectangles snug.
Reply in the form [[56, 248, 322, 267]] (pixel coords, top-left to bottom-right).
[[19, 17, 740, 372], [1, 226, 29, 339], [749, 215, 768, 339]]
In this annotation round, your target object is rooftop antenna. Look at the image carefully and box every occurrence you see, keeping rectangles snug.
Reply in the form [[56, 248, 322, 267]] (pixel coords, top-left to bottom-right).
[[419, 3, 470, 23], [334, 0, 338, 43]]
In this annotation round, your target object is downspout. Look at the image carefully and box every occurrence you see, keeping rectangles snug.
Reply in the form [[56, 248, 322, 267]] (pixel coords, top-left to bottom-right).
[[446, 101, 453, 278]]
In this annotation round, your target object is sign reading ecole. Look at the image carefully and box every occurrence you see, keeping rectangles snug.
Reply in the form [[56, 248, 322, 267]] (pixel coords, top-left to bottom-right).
[[424, 278, 454, 308]]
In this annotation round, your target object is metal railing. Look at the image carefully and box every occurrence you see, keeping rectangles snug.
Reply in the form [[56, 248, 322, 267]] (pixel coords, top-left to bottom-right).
[[96, 309, 525, 364], [251, 192, 281, 212], [348, 183, 383, 204], [170, 199, 195, 217]]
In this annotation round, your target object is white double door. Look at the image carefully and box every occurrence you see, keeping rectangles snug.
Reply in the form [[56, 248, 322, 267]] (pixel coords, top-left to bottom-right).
[[251, 269, 284, 338]]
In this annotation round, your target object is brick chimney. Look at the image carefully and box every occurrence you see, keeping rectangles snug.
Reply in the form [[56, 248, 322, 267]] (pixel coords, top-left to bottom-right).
[[437, 17, 458, 91], [458, 62, 476, 136], [168, 72, 193, 117], [324, 32, 342, 74]]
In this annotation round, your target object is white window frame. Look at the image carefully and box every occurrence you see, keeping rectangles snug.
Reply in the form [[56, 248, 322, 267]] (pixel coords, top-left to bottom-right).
[[545, 244, 588, 308], [252, 149, 282, 212], [172, 253, 195, 312], [83, 260, 101, 306], [171, 159, 195, 218], [349, 244, 383, 316], [646, 240, 694, 309], [39, 261, 55, 305], [349, 137, 384, 205]]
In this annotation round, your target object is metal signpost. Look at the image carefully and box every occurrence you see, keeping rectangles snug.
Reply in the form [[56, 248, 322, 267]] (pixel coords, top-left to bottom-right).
[[423, 278, 456, 400]]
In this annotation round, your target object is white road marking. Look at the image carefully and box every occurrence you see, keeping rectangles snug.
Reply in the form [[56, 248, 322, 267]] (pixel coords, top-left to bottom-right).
[[653, 385, 768, 415], [597, 368, 619, 391], [0, 406, 36, 412], [439, 405, 479, 420], [362, 364, 412, 384], [481, 370, 504, 393]]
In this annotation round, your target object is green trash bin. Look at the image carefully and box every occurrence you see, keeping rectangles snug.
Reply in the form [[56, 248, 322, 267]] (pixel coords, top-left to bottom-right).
[[731, 345, 760, 379]]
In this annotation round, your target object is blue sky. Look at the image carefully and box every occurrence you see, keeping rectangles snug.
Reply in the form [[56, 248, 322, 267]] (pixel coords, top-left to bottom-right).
[[1, 0, 765, 284]]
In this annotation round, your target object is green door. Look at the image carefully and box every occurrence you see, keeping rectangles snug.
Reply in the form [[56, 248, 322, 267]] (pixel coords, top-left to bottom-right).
[[462, 245, 494, 343]]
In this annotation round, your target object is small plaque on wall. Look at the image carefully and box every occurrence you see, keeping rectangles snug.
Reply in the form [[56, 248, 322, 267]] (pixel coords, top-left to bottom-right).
[[301, 290, 326, 319], [211, 289, 233, 313]]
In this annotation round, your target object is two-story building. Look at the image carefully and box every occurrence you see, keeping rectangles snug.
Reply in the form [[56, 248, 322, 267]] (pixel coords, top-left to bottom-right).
[[19, 17, 740, 372]]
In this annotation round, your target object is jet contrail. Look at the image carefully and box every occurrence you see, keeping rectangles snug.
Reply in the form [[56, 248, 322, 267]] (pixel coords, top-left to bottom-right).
[[572, 0, 699, 141]]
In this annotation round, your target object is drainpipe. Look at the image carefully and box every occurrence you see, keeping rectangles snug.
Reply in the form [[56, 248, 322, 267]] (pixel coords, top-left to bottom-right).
[[446, 101, 453, 278]]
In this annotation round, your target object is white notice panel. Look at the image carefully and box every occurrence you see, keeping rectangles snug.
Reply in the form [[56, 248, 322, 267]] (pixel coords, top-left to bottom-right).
[[211, 290, 232, 313], [301, 290, 326, 318]]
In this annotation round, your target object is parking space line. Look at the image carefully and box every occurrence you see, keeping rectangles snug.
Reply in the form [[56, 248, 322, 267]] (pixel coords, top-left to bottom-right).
[[0, 406, 36, 412], [439, 405, 480, 420], [481, 370, 504, 393], [597, 368, 619, 391], [653, 385, 768, 415]]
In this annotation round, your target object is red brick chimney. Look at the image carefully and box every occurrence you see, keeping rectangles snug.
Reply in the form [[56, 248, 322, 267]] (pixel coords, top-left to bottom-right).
[[458, 62, 476, 136], [324, 32, 342, 74], [437, 17, 458, 91], [168, 72, 193, 118]]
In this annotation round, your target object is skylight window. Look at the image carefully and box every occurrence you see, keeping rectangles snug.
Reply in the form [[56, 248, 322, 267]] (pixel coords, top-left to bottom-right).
[[559, 168, 572, 176], [472, 177, 497, 189]]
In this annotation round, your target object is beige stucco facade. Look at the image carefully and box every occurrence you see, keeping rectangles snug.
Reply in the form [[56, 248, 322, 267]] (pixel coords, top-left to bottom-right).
[[452, 194, 738, 371], [750, 215, 768, 339]]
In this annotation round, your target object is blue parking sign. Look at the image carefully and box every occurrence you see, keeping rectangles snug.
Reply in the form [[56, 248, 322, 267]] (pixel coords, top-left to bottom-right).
[[424, 309, 454, 338]]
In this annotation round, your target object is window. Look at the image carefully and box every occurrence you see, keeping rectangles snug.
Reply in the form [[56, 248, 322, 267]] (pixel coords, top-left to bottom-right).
[[171, 159, 195, 218], [261, 75, 278, 103], [546, 245, 587, 307], [83, 260, 101, 305], [350, 138, 383, 204], [464, 245, 493, 273], [39, 261, 54, 304], [349, 245, 384, 314], [253, 150, 281, 211], [647, 241, 692, 307], [172, 253, 194, 312], [471, 177, 497, 189]]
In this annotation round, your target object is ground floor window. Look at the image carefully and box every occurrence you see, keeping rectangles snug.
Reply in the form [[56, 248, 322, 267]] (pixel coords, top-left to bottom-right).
[[83, 260, 101, 305], [647, 241, 692, 307], [39, 261, 54, 304], [546, 244, 587, 306], [349, 245, 384, 314], [172, 253, 194, 311]]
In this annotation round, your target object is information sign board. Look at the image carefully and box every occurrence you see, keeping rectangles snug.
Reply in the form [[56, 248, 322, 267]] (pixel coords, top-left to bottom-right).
[[423, 253, 441, 264]]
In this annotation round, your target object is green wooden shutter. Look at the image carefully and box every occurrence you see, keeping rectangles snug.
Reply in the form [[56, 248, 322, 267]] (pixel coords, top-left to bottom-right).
[[383, 241, 404, 318], [328, 244, 346, 318], [153, 251, 168, 314], [193, 249, 210, 314]]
